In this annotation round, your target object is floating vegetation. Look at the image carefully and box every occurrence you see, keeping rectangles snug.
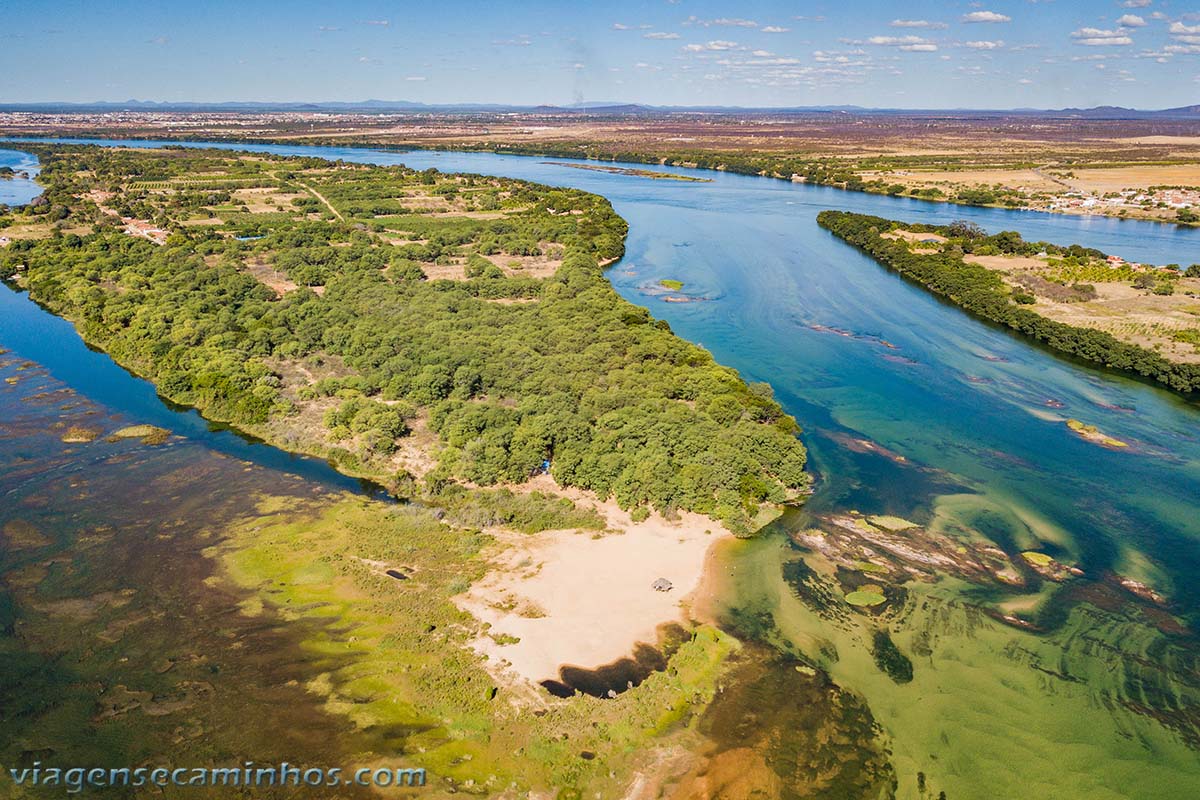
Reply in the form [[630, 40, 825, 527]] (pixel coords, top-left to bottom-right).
[[866, 514, 918, 532], [1065, 418, 1129, 449], [60, 425, 100, 443], [1021, 551, 1054, 568], [658, 279, 684, 291], [845, 590, 887, 607], [107, 424, 171, 444]]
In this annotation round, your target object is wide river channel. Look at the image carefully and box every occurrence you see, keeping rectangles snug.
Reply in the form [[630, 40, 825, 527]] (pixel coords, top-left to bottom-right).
[[2, 139, 1199, 799]]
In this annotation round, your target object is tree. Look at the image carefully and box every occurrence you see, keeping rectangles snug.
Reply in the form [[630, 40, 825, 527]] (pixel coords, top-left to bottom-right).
[[946, 219, 986, 239]]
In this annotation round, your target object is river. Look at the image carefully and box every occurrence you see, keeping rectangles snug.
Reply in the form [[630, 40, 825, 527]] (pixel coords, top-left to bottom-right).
[[2, 138, 1198, 798]]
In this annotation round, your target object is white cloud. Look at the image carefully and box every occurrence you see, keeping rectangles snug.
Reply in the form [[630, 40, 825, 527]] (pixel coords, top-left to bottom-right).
[[685, 16, 759, 28], [901, 43, 939, 51], [1120, 0, 1150, 6], [405, 76, 426, 81], [891, 19, 948, 30], [761, 26, 790, 33], [962, 11, 1011, 23], [682, 40, 739, 52], [611, 23, 632, 30], [643, 31, 680, 39], [964, 40, 1004, 49], [492, 36, 532, 46], [1116, 14, 1146, 27], [1072, 27, 1134, 46], [362, 19, 389, 26], [1018, 77, 1033, 84], [867, 35, 933, 46]]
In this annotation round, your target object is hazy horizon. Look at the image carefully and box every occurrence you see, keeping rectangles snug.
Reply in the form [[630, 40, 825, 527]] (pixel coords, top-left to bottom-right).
[[0, 98, 1197, 113], [2, 0, 1200, 109]]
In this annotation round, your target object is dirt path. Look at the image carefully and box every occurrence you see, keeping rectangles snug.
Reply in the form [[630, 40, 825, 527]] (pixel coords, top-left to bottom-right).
[[296, 180, 343, 221], [1032, 164, 1073, 190]]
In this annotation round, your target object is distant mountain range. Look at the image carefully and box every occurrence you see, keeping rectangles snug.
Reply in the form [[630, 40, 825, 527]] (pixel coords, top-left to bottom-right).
[[2, 100, 1200, 119]]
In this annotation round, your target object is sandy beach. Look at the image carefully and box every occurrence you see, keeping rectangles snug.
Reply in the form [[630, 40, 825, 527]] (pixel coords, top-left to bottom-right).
[[457, 475, 725, 688]]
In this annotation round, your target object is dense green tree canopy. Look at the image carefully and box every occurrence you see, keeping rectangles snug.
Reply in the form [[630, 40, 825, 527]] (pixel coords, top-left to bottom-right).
[[1, 146, 809, 532]]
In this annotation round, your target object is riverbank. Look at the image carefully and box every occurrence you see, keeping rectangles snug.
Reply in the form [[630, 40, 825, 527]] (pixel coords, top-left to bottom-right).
[[6, 129, 1200, 230], [458, 474, 724, 689], [5, 106, 1200, 227], [818, 210, 1200, 395]]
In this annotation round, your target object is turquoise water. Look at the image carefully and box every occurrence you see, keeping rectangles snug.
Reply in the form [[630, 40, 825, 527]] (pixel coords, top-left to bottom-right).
[[3, 139, 1200, 796]]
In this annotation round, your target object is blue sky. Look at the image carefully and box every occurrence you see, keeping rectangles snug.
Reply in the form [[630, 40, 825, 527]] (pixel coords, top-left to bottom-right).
[[2, 0, 1199, 108]]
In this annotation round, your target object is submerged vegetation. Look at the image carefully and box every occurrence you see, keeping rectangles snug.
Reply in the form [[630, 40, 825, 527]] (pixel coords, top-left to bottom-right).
[[817, 211, 1200, 394], [218, 495, 738, 793], [0, 145, 809, 531]]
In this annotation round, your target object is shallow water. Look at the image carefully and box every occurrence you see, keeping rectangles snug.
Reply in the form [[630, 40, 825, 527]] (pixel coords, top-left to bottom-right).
[[0, 284, 391, 499], [3, 138, 1200, 797], [0, 355, 387, 798]]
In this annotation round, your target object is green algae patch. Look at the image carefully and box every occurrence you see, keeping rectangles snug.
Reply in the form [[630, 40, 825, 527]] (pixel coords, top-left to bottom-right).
[[845, 590, 887, 607], [852, 516, 877, 533], [108, 424, 170, 444], [1021, 551, 1055, 568], [659, 279, 685, 291], [866, 514, 919, 531], [1066, 418, 1129, 448]]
